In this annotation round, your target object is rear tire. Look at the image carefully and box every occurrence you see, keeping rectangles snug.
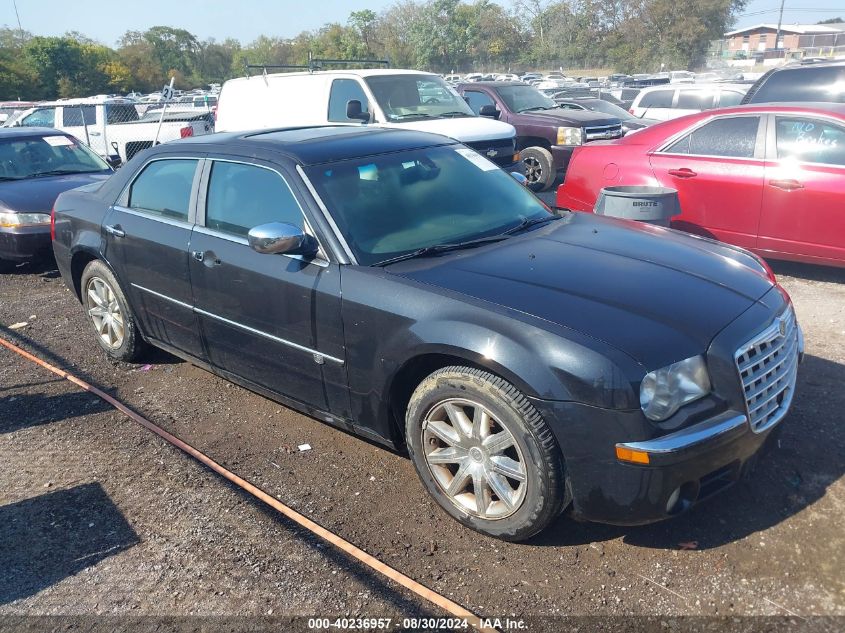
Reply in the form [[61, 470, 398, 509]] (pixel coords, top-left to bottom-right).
[[521, 146, 556, 192], [406, 366, 566, 541], [80, 260, 146, 362]]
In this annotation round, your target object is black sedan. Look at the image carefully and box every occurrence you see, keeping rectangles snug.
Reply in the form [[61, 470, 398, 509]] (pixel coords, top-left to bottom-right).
[[552, 97, 660, 135], [0, 127, 112, 269], [52, 126, 803, 541]]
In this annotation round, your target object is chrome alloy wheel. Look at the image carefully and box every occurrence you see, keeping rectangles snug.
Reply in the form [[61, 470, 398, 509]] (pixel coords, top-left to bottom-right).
[[422, 398, 527, 519], [522, 155, 542, 184], [85, 276, 125, 349]]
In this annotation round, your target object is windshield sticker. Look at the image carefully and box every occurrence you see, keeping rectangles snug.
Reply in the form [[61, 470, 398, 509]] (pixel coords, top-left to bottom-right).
[[43, 136, 75, 147], [455, 147, 498, 171]]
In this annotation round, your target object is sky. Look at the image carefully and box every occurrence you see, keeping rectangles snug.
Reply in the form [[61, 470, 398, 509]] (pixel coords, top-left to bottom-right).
[[1, 0, 843, 46]]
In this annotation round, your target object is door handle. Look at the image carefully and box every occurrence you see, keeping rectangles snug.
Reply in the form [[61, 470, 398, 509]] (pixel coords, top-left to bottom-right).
[[89, 131, 102, 137], [769, 178, 804, 192], [192, 250, 222, 266], [668, 168, 697, 178], [104, 224, 125, 238]]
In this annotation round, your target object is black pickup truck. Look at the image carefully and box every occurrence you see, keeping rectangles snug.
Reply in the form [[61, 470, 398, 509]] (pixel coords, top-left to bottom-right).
[[457, 81, 623, 191]]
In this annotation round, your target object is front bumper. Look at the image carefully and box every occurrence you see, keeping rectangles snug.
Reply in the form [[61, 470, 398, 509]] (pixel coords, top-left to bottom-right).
[[531, 400, 785, 525], [549, 144, 577, 172], [0, 225, 52, 262]]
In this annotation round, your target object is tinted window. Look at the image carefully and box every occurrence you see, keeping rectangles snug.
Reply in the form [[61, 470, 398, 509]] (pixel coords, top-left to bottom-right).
[[21, 108, 55, 127], [463, 90, 496, 114], [776, 117, 845, 166], [129, 159, 198, 221], [328, 79, 369, 122], [751, 66, 845, 103], [676, 91, 714, 110], [106, 105, 139, 124], [665, 116, 759, 158], [205, 161, 303, 237], [62, 105, 96, 127], [718, 90, 744, 107], [638, 90, 674, 108]]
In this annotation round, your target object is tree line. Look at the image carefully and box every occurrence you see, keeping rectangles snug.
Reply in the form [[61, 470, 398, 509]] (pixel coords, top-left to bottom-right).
[[0, 0, 746, 100]]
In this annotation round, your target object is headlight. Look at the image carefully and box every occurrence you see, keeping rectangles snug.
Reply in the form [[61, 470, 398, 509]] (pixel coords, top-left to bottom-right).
[[557, 126, 583, 145], [0, 211, 51, 227], [640, 355, 711, 421]]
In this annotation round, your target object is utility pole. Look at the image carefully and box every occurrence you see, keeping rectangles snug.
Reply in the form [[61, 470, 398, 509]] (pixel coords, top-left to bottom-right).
[[11, 0, 24, 43], [774, 0, 786, 52]]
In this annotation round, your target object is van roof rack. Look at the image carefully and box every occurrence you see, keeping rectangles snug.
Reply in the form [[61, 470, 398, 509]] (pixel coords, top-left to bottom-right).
[[245, 53, 390, 77]]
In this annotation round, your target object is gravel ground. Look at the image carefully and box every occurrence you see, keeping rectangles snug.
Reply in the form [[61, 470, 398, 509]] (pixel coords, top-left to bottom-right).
[[0, 254, 843, 632]]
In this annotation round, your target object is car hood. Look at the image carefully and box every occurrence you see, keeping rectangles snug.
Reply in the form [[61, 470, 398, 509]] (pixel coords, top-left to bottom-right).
[[516, 108, 620, 128], [0, 172, 111, 213], [379, 116, 516, 143], [387, 213, 774, 370]]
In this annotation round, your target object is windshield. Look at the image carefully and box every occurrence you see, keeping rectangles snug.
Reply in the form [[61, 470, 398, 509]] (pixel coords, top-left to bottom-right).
[[305, 145, 552, 266], [365, 74, 475, 121], [0, 135, 110, 179], [494, 85, 558, 112]]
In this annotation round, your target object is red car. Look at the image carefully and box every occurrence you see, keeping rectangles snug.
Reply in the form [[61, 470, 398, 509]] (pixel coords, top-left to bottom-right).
[[556, 104, 845, 267]]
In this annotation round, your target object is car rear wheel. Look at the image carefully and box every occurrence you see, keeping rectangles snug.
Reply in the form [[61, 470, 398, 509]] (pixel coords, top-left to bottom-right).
[[521, 146, 555, 192], [406, 366, 566, 541], [81, 260, 145, 362]]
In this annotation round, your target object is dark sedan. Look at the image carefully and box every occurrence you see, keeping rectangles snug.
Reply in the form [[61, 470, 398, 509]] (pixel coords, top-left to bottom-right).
[[53, 126, 803, 541], [553, 97, 660, 135], [0, 127, 112, 269]]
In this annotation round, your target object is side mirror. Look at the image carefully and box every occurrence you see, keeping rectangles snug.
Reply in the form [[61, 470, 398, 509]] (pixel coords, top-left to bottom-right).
[[248, 222, 319, 257], [478, 104, 500, 119], [510, 171, 528, 187], [346, 100, 370, 123], [106, 155, 122, 169]]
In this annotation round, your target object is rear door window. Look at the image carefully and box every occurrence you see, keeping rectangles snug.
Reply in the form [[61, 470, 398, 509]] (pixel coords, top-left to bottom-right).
[[62, 105, 97, 127], [664, 116, 760, 158], [106, 105, 139, 124], [638, 90, 674, 108], [128, 159, 199, 221], [328, 79, 369, 122], [775, 117, 845, 166], [718, 90, 745, 107], [205, 161, 304, 237], [676, 91, 715, 110]]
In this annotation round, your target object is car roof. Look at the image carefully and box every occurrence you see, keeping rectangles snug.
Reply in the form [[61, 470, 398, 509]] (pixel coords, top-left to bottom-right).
[[0, 127, 70, 138], [253, 68, 436, 81], [156, 125, 459, 165]]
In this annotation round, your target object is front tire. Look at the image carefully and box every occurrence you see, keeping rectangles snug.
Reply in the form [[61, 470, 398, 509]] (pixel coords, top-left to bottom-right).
[[80, 260, 146, 362], [521, 146, 556, 192], [406, 366, 566, 541]]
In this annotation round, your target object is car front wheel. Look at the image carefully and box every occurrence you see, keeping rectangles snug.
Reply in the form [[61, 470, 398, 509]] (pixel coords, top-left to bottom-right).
[[406, 366, 566, 541], [80, 260, 146, 362], [521, 146, 555, 192]]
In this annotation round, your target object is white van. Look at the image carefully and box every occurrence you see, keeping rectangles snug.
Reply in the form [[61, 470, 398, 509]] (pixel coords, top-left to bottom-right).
[[216, 69, 519, 169]]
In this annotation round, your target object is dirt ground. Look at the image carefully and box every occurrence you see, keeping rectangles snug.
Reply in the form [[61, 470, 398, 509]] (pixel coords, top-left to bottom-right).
[[0, 255, 843, 632]]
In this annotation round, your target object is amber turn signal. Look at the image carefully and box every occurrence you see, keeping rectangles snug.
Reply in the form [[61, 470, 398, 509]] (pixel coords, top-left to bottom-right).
[[615, 446, 650, 465]]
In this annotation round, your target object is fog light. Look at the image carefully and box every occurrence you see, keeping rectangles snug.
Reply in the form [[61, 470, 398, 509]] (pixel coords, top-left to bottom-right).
[[615, 446, 650, 465], [666, 487, 681, 513]]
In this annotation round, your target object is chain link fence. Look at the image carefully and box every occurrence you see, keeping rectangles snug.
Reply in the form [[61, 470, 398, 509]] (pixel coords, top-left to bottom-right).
[[4, 98, 216, 165]]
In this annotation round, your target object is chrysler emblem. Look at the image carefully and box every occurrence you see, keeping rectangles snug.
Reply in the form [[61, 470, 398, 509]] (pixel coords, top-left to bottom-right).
[[779, 318, 787, 337], [486, 149, 498, 158]]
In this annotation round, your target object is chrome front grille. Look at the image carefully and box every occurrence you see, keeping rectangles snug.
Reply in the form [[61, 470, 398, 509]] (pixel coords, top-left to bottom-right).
[[735, 307, 799, 433], [584, 124, 623, 142]]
